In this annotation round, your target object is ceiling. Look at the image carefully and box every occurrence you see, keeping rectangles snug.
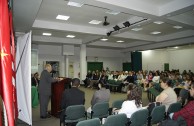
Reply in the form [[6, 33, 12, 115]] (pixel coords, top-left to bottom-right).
[[13, 0, 194, 52]]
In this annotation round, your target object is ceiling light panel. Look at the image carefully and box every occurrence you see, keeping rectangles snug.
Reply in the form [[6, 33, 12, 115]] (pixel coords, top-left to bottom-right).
[[154, 21, 164, 24], [101, 38, 108, 41], [150, 31, 161, 35], [66, 35, 75, 38], [42, 33, 52, 36], [106, 10, 120, 15], [131, 28, 143, 31], [173, 26, 183, 29], [67, 1, 83, 7], [56, 15, 70, 20], [117, 40, 124, 43], [89, 20, 102, 24]]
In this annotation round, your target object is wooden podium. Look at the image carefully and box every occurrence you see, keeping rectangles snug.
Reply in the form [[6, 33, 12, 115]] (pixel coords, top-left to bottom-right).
[[51, 78, 71, 117]]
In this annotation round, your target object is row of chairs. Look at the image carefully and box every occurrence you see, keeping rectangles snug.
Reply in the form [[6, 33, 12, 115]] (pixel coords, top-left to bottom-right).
[[77, 102, 182, 126], [61, 101, 182, 126]]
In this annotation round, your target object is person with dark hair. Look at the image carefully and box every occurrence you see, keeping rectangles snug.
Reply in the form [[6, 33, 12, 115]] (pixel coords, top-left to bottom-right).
[[60, 78, 85, 125], [118, 84, 142, 118], [61, 78, 85, 111], [169, 83, 194, 126], [156, 77, 177, 111], [31, 72, 39, 87], [87, 83, 110, 113]]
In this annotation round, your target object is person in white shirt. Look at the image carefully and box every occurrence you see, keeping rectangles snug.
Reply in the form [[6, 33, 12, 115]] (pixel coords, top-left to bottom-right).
[[152, 72, 160, 83], [117, 84, 142, 118]]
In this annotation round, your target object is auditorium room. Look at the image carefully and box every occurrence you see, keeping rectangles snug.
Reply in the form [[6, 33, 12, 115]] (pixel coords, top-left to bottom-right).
[[1, 0, 194, 126]]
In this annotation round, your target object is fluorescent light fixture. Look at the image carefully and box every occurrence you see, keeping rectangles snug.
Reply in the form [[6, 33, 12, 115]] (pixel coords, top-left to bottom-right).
[[66, 35, 75, 38], [174, 46, 179, 49], [131, 28, 143, 31], [173, 26, 183, 29], [150, 31, 161, 35], [117, 40, 124, 43], [100, 38, 108, 41], [42, 33, 52, 36], [56, 15, 70, 20], [154, 21, 164, 24], [67, 1, 83, 7], [89, 20, 102, 24], [106, 10, 120, 15]]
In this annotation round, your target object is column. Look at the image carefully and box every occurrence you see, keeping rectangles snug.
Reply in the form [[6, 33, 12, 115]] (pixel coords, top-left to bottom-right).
[[65, 55, 69, 77], [80, 44, 87, 82]]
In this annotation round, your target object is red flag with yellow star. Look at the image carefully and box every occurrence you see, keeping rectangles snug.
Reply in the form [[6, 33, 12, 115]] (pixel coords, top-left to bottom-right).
[[0, 0, 15, 125], [9, 10, 18, 119]]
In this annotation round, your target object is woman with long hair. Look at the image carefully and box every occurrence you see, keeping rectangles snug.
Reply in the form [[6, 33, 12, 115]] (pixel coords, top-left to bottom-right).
[[118, 84, 142, 118]]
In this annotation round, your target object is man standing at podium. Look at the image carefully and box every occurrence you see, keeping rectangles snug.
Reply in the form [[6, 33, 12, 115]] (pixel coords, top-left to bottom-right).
[[39, 64, 57, 119]]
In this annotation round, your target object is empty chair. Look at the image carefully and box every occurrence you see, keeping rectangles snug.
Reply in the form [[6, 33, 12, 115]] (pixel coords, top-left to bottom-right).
[[76, 118, 101, 126], [129, 109, 149, 126], [166, 102, 182, 118], [87, 102, 109, 119], [102, 114, 128, 126], [61, 105, 86, 126], [150, 105, 165, 125], [112, 99, 125, 109]]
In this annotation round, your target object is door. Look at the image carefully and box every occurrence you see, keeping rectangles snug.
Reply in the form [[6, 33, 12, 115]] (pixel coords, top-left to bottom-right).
[[164, 63, 169, 71], [123, 63, 132, 71]]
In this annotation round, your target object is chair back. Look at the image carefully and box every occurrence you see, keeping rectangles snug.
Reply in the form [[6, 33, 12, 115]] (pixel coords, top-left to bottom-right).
[[76, 118, 101, 126], [65, 105, 86, 121], [130, 109, 148, 126], [112, 99, 124, 109], [151, 105, 165, 124], [92, 102, 109, 118], [103, 114, 128, 126], [167, 102, 182, 117], [108, 80, 115, 85]]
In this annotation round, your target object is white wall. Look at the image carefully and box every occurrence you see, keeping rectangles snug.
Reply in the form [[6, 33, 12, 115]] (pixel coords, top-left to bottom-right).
[[169, 49, 194, 73], [37, 45, 65, 77], [86, 47, 128, 71], [142, 49, 194, 73], [33, 44, 194, 76], [32, 45, 130, 78], [142, 50, 168, 71]]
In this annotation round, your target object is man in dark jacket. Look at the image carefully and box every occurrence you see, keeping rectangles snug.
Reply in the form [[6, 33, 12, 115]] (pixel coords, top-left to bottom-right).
[[39, 64, 57, 118], [60, 78, 85, 124]]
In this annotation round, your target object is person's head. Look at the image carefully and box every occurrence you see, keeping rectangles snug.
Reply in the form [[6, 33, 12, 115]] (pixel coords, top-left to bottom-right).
[[34, 72, 39, 78], [127, 88, 141, 107], [127, 83, 133, 95], [45, 64, 52, 73], [72, 78, 80, 87], [189, 83, 194, 97], [98, 83, 105, 89], [160, 77, 171, 89]]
